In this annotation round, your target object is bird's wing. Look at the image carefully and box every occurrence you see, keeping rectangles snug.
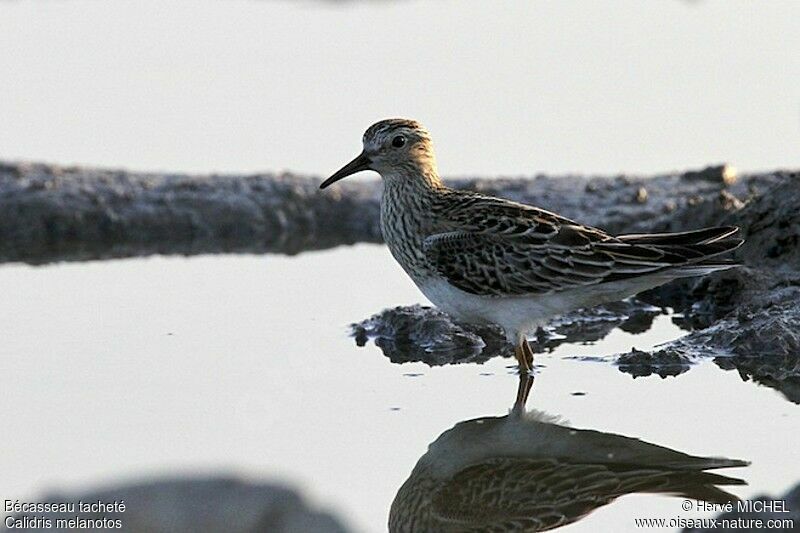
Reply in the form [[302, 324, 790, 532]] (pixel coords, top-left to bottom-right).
[[430, 458, 617, 531], [425, 193, 740, 296], [430, 457, 743, 532]]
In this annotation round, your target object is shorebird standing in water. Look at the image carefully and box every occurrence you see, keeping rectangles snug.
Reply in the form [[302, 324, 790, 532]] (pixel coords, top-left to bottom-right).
[[321, 119, 742, 379]]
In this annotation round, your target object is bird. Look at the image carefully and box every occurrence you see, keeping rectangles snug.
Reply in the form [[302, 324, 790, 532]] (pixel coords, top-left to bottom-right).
[[320, 118, 743, 375], [389, 408, 748, 532]]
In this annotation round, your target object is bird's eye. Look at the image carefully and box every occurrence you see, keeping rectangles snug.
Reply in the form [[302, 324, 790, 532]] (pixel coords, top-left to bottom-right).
[[391, 135, 406, 148]]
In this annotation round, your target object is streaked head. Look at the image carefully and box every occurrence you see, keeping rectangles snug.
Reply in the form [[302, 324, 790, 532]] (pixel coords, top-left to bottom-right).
[[320, 118, 437, 189]]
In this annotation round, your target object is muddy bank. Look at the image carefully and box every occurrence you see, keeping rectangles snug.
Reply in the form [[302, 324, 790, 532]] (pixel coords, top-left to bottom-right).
[[2, 476, 350, 533], [0, 161, 781, 264], [635, 174, 800, 401], [0, 162, 382, 264]]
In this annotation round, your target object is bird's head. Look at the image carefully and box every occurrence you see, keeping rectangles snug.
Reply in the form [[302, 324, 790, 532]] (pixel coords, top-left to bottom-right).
[[320, 118, 438, 189]]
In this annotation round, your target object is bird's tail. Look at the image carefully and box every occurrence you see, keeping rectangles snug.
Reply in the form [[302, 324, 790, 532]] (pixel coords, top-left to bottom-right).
[[608, 225, 743, 278], [668, 261, 739, 277], [616, 226, 740, 246]]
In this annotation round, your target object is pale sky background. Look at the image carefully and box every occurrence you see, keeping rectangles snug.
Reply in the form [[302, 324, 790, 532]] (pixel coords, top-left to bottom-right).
[[0, 0, 798, 177]]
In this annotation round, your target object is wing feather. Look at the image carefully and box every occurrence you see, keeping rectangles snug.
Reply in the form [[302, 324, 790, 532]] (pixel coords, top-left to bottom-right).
[[425, 192, 741, 297], [428, 457, 743, 532]]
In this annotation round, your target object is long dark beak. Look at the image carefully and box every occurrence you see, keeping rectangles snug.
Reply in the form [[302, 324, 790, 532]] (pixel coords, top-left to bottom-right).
[[319, 151, 372, 189]]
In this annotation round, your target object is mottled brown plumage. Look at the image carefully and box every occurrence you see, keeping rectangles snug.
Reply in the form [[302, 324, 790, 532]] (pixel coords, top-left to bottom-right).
[[321, 119, 743, 374], [389, 411, 747, 532]]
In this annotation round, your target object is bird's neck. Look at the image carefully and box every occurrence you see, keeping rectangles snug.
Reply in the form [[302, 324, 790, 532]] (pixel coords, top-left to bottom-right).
[[379, 163, 446, 279], [382, 162, 446, 199]]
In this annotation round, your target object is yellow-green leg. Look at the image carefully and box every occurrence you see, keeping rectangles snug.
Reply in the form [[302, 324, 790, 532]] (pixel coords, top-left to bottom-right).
[[522, 338, 535, 370], [513, 337, 534, 374], [512, 337, 535, 411], [513, 371, 534, 413]]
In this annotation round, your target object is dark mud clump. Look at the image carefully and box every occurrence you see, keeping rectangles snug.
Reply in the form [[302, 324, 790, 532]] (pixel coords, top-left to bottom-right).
[[715, 354, 800, 404], [352, 299, 662, 367], [540, 299, 663, 341], [616, 348, 692, 378], [352, 304, 508, 365]]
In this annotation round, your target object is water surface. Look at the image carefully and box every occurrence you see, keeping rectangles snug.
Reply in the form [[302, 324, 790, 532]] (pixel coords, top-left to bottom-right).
[[1, 245, 797, 531]]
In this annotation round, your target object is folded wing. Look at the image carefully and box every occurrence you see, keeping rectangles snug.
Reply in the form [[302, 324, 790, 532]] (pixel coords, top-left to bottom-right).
[[429, 457, 744, 532], [425, 194, 742, 297]]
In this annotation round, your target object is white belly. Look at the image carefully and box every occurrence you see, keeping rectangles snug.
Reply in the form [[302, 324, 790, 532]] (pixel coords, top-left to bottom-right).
[[417, 278, 574, 343], [416, 275, 665, 344]]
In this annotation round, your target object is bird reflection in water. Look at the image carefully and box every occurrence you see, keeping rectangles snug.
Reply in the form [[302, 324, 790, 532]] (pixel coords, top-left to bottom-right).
[[390, 374, 748, 532]]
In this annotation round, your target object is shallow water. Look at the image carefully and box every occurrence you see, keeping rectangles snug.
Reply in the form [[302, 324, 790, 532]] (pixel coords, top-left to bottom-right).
[[1, 245, 797, 531]]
